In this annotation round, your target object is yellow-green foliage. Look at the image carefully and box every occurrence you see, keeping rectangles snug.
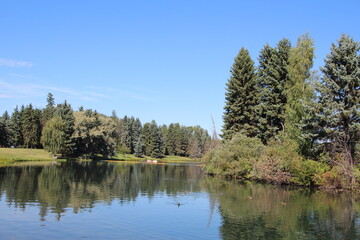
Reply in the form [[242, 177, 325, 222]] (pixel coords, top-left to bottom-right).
[[316, 154, 359, 190], [41, 116, 67, 155], [0, 148, 54, 162], [202, 133, 265, 178], [203, 134, 329, 186]]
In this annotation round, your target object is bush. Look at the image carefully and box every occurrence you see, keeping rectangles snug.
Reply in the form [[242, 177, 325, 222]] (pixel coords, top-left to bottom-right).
[[254, 135, 329, 186], [291, 160, 329, 186], [254, 136, 300, 184], [202, 133, 264, 179], [317, 154, 359, 190]]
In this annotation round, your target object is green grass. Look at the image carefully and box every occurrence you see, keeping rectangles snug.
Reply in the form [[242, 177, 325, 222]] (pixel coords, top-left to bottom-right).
[[0, 148, 55, 161], [0, 148, 198, 167], [0, 148, 59, 167]]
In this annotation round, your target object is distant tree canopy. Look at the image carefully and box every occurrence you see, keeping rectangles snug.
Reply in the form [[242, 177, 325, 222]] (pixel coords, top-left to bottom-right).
[[0, 93, 211, 159]]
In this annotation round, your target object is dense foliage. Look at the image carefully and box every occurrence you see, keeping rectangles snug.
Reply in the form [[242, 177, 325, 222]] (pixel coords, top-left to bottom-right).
[[0, 96, 211, 159], [206, 34, 360, 190]]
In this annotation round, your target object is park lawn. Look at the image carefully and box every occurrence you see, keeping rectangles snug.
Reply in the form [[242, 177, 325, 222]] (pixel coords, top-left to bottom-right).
[[0, 148, 198, 166], [0, 148, 55, 162]]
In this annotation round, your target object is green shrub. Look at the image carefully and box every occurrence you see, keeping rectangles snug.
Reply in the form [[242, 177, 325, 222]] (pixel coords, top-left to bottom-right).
[[317, 154, 357, 190], [202, 133, 264, 179], [116, 144, 131, 154], [253, 136, 300, 184], [290, 160, 329, 186]]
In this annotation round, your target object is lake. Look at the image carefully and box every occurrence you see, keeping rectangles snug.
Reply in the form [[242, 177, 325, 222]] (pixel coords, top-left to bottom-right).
[[0, 161, 359, 240]]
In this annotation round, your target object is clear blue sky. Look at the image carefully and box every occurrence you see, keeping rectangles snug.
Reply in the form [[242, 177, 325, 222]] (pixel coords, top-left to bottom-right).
[[1, 0, 359, 134]]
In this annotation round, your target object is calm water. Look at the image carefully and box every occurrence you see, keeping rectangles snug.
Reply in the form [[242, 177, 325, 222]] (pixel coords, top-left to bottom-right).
[[0, 161, 360, 240]]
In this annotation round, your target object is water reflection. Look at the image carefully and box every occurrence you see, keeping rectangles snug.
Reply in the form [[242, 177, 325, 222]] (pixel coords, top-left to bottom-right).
[[201, 177, 360, 240], [0, 162, 202, 221], [0, 162, 360, 239]]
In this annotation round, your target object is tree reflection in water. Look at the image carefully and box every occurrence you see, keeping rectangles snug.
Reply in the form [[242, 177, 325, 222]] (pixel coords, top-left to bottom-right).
[[0, 162, 202, 221], [0, 162, 360, 240], [201, 177, 360, 240]]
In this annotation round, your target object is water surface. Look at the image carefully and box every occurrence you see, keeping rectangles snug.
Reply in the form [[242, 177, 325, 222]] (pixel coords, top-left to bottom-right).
[[0, 161, 359, 239]]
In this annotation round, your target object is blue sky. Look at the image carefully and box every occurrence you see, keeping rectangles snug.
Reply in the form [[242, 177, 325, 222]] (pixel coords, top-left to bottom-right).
[[1, 0, 359, 134]]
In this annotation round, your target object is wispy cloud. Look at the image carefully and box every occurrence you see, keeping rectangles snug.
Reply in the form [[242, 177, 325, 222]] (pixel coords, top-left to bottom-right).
[[9, 73, 39, 80], [0, 79, 111, 102], [0, 58, 34, 67]]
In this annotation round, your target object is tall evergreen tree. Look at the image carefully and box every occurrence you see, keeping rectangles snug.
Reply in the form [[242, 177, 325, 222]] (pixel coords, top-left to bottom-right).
[[122, 116, 142, 154], [142, 120, 163, 158], [0, 115, 7, 147], [257, 39, 291, 144], [10, 106, 23, 147], [54, 101, 75, 156], [166, 123, 179, 155], [222, 48, 257, 141], [0, 111, 12, 147], [134, 137, 144, 157], [22, 104, 42, 148], [42, 93, 56, 126], [314, 34, 360, 167]]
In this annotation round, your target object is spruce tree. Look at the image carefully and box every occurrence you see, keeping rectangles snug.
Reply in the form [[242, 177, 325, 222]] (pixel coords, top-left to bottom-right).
[[54, 101, 75, 156], [0, 116, 7, 146], [166, 123, 181, 155], [142, 120, 163, 158], [42, 93, 56, 126], [315, 34, 360, 167], [10, 106, 23, 147], [222, 47, 257, 141], [257, 39, 291, 144], [0, 111, 12, 147], [22, 104, 42, 148], [134, 137, 144, 157]]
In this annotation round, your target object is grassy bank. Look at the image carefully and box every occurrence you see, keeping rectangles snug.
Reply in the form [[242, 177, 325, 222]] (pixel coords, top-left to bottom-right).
[[0, 148, 57, 167], [0, 148, 55, 162], [0, 148, 196, 167]]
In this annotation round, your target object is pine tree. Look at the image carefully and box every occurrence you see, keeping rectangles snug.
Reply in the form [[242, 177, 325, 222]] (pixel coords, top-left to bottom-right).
[[142, 120, 163, 158], [0, 115, 7, 147], [222, 48, 257, 141], [257, 39, 291, 144], [54, 101, 75, 156], [134, 137, 144, 157], [166, 123, 181, 155], [315, 34, 360, 167], [0, 111, 12, 147], [22, 104, 42, 148], [42, 93, 56, 126], [10, 106, 23, 147]]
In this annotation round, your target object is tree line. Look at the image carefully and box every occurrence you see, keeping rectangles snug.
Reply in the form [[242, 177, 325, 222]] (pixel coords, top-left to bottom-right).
[[204, 34, 359, 190], [0, 93, 211, 159]]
